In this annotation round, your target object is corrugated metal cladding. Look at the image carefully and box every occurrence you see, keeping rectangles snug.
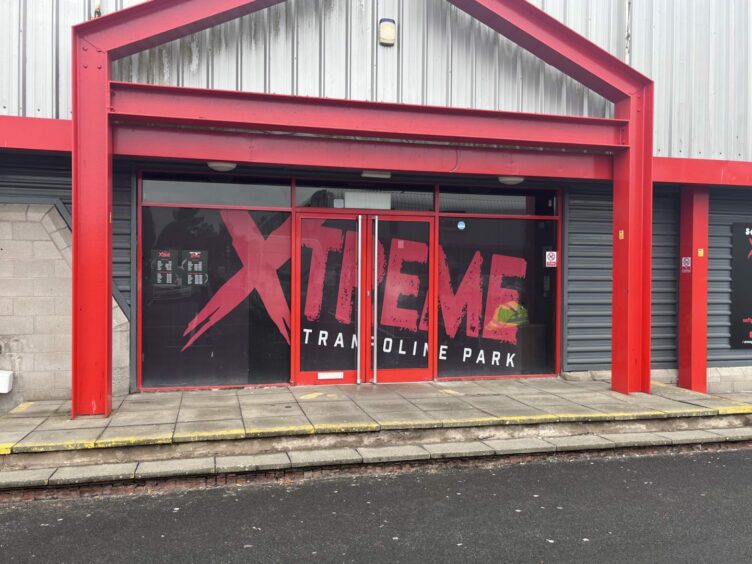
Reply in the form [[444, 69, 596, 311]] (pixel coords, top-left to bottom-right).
[[708, 189, 752, 366], [630, 0, 752, 161], [0, 153, 133, 314], [563, 187, 680, 371]]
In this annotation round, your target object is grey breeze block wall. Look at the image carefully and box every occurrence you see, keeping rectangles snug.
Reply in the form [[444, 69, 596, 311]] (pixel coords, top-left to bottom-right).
[[0, 203, 129, 413]]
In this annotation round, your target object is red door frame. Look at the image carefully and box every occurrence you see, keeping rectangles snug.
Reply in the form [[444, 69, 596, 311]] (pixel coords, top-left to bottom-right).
[[72, 0, 654, 415], [293, 210, 436, 386]]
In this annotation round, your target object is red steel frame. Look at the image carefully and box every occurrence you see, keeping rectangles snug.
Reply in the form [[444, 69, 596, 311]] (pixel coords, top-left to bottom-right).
[[71, 0, 655, 415], [678, 186, 710, 392]]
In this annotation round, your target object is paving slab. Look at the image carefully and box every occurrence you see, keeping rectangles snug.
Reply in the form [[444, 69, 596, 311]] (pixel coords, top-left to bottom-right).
[[236, 386, 292, 396], [288, 447, 362, 468], [298, 401, 370, 416], [237, 393, 296, 406], [369, 412, 444, 430], [136, 457, 216, 479], [655, 430, 725, 445], [244, 416, 314, 437], [215, 453, 291, 473], [598, 432, 672, 448], [306, 414, 380, 433], [13, 427, 104, 453], [240, 402, 304, 418], [95, 424, 174, 448], [0, 431, 34, 455], [706, 427, 752, 442], [0, 468, 56, 490], [7, 401, 64, 418], [482, 437, 556, 455], [109, 409, 178, 427], [547, 435, 615, 452], [356, 445, 431, 464], [49, 463, 138, 486], [0, 417, 45, 433], [422, 441, 495, 459], [354, 399, 419, 413], [116, 400, 182, 413], [177, 407, 242, 423], [37, 416, 110, 431], [409, 398, 474, 411], [180, 395, 239, 409], [173, 420, 245, 443], [293, 389, 352, 402]]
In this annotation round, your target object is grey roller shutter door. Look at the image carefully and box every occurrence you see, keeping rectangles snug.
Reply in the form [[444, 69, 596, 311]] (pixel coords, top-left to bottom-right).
[[708, 189, 752, 365], [562, 187, 679, 372]]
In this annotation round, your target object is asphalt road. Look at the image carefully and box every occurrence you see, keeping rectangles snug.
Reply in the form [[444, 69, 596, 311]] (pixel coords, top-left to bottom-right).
[[1, 450, 751, 563]]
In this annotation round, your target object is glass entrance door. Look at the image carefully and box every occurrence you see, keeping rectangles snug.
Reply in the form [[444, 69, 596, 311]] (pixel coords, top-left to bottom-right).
[[296, 213, 434, 385]]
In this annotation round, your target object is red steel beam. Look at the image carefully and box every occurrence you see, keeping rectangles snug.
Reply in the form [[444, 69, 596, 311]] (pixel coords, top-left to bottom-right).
[[75, 0, 285, 60], [113, 125, 613, 180], [0, 116, 71, 153], [71, 37, 112, 417], [610, 87, 654, 394], [678, 186, 709, 393], [109, 82, 627, 151], [655, 157, 752, 187], [449, 0, 651, 101]]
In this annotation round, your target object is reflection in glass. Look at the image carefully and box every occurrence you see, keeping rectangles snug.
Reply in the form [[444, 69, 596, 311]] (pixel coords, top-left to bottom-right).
[[438, 218, 557, 376], [141, 207, 291, 387]]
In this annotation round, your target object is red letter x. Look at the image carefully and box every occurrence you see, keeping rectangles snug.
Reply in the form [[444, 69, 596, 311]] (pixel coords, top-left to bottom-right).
[[182, 210, 291, 351]]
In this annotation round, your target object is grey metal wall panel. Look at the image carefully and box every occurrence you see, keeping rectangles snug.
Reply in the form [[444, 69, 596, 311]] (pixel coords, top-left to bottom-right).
[[563, 186, 679, 372], [708, 189, 752, 365], [0, 153, 132, 314]]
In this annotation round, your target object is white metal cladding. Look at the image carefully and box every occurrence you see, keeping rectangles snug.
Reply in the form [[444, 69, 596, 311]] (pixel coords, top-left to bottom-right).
[[562, 187, 680, 372], [708, 189, 752, 365], [2, 0, 752, 162], [630, 0, 752, 161], [2, 0, 623, 119]]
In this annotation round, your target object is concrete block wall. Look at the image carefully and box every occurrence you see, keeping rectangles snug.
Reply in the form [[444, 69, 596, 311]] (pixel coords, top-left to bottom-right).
[[0, 204, 129, 413], [562, 368, 752, 394]]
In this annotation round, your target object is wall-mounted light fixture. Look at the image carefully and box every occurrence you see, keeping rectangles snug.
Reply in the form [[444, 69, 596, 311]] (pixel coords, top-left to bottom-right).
[[379, 18, 397, 46]]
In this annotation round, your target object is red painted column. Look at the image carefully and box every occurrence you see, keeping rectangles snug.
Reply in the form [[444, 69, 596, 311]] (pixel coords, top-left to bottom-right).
[[71, 35, 112, 417], [611, 87, 654, 394], [678, 186, 709, 392]]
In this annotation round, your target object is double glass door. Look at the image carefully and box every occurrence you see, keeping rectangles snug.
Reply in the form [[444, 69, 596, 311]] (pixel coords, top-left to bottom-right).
[[296, 213, 434, 384]]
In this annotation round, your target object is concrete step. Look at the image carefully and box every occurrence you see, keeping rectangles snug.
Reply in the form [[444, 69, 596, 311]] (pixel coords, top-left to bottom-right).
[[1, 425, 751, 494]]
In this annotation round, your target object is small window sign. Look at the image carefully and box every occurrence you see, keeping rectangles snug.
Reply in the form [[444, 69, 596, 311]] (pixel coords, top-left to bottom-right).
[[545, 251, 558, 268]]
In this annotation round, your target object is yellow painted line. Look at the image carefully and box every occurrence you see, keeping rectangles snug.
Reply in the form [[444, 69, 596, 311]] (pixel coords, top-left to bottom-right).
[[659, 408, 717, 417], [245, 424, 315, 438], [553, 413, 611, 422], [13, 439, 97, 453], [717, 405, 752, 415], [9, 402, 32, 414], [376, 419, 442, 429], [439, 416, 501, 427], [312, 422, 380, 433], [172, 428, 246, 443], [0, 443, 14, 455], [606, 411, 667, 420], [95, 434, 174, 448], [496, 414, 559, 425], [299, 392, 323, 400]]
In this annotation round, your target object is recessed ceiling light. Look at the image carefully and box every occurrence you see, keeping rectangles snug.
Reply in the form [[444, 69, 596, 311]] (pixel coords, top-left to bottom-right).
[[207, 161, 237, 173], [498, 176, 525, 186], [362, 170, 392, 179]]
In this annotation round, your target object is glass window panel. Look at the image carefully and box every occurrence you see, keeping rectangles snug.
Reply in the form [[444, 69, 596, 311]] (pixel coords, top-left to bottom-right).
[[438, 217, 557, 377], [296, 183, 434, 211], [440, 187, 557, 215], [143, 175, 291, 207], [299, 217, 360, 373], [141, 207, 291, 387]]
